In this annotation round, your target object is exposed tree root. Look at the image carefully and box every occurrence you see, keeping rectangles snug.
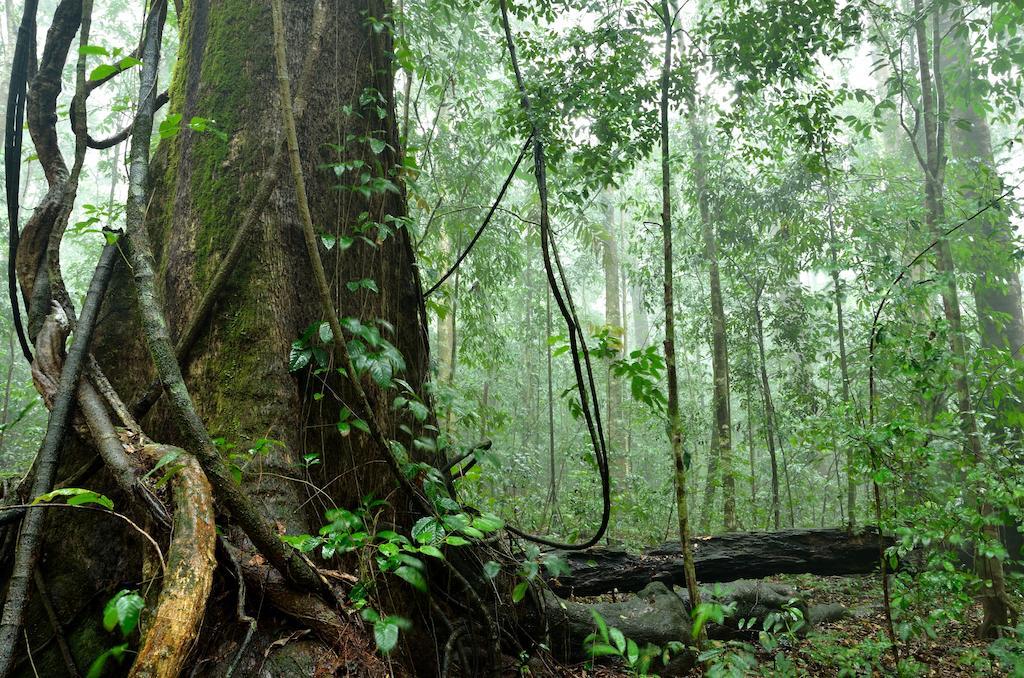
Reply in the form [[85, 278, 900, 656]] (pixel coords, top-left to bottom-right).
[[129, 444, 216, 678]]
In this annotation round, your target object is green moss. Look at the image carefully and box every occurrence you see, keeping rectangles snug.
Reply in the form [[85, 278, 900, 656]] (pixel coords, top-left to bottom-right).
[[145, 0, 285, 442], [187, 0, 272, 286]]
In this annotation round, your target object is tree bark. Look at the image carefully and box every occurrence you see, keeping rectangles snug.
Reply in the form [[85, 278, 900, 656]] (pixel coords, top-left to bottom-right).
[[942, 9, 1024, 440], [826, 183, 856, 528], [689, 110, 735, 533], [603, 197, 625, 475]]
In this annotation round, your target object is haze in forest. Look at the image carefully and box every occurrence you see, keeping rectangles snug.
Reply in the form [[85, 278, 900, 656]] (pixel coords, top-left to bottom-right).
[[0, 0, 1022, 676]]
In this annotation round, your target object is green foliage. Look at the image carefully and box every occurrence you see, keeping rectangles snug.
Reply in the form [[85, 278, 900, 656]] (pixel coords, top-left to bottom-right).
[[33, 487, 114, 510], [582, 609, 683, 676], [103, 590, 145, 636]]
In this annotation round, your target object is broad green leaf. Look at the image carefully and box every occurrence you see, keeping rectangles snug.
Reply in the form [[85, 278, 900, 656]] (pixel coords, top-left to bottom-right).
[[34, 487, 114, 510], [394, 565, 427, 593], [374, 620, 399, 653], [103, 590, 144, 636]]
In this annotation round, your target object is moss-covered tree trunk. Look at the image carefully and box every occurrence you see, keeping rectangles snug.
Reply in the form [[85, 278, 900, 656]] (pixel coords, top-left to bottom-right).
[[10, 1, 437, 675]]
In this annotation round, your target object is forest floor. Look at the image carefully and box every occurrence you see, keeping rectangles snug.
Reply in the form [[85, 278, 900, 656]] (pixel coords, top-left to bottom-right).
[[563, 573, 1007, 677]]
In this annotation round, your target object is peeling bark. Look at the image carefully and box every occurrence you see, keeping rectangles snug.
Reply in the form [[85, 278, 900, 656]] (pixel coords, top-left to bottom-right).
[[129, 445, 215, 678]]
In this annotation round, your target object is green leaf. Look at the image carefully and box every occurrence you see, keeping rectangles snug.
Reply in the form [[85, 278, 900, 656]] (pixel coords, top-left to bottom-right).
[[418, 544, 444, 559], [590, 609, 610, 643], [86, 643, 129, 678], [143, 449, 182, 479], [586, 642, 621, 658], [445, 535, 470, 547], [512, 580, 529, 603], [158, 113, 183, 139], [471, 513, 504, 533], [411, 517, 441, 544], [346, 278, 379, 293], [34, 487, 114, 510], [609, 626, 626, 653], [407, 400, 429, 421], [79, 44, 109, 56], [280, 534, 321, 553], [318, 322, 333, 343], [289, 342, 311, 372], [369, 138, 388, 154], [103, 590, 144, 636], [88, 64, 118, 81], [395, 565, 428, 593], [117, 56, 143, 69], [374, 620, 400, 653]]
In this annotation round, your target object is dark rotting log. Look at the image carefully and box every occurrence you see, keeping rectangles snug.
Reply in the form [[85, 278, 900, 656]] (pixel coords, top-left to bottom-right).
[[546, 527, 892, 597]]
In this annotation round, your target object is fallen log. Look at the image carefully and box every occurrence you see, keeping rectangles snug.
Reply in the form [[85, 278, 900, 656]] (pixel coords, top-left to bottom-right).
[[547, 527, 891, 597], [544, 579, 810, 674]]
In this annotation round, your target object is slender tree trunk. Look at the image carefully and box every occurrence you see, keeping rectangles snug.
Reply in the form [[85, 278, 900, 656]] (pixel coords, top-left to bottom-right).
[[545, 285, 558, 518], [753, 287, 781, 530], [827, 184, 856, 528], [603, 198, 625, 474], [659, 0, 703, 645], [689, 111, 735, 532], [444, 230, 462, 431], [699, 420, 720, 534], [745, 380, 757, 516], [777, 425, 796, 528], [437, 232, 456, 386], [0, 332, 14, 464], [631, 284, 649, 349]]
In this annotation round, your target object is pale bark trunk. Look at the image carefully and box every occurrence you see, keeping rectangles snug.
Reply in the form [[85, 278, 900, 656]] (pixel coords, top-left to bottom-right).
[[603, 199, 625, 474], [631, 283, 649, 349]]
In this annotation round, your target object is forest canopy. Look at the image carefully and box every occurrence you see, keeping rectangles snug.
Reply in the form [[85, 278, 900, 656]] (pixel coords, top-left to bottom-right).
[[0, 0, 1023, 676]]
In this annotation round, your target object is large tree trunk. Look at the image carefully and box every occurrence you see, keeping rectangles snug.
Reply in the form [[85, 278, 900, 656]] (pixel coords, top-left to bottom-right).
[[8, 1, 437, 675], [942, 11, 1024, 439]]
